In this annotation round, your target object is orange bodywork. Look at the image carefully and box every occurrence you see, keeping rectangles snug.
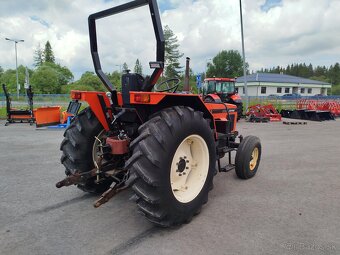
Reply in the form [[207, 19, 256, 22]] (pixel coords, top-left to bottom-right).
[[130, 92, 237, 130], [61, 111, 75, 124], [35, 106, 62, 127], [205, 103, 238, 131], [229, 93, 242, 102], [71, 91, 123, 130], [71, 90, 237, 133]]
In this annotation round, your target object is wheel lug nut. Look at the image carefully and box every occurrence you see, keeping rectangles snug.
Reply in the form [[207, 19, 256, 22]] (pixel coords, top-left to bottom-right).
[[186, 167, 189, 169], [179, 174, 182, 176], [186, 160, 189, 163], [184, 156, 187, 159], [183, 172, 186, 175]]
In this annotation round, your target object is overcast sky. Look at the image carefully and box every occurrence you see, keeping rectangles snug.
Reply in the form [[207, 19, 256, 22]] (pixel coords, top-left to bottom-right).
[[1, 0, 340, 79]]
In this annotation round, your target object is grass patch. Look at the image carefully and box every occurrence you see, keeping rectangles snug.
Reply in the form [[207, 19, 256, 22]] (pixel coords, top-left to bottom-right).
[[0, 107, 6, 119], [246, 99, 296, 112]]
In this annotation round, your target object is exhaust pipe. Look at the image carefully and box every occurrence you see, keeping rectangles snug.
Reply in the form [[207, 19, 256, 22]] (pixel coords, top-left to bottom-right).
[[183, 57, 190, 92]]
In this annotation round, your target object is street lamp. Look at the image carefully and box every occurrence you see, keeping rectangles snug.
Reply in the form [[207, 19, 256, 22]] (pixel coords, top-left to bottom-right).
[[5, 37, 24, 99], [115, 64, 122, 74], [239, 0, 249, 111]]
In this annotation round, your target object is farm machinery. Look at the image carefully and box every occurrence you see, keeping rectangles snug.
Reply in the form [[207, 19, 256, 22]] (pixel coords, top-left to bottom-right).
[[281, 99, 336, 121], [56, 0, 262, 227], [246, 104, 282, 122], [2, 84, 34, 126], [202, 78, 243, 120]]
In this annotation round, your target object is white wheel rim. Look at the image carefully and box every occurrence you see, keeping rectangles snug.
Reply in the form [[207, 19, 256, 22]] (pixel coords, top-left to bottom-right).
[[170, 134, 210, 203], [92, 129, 106, 164]]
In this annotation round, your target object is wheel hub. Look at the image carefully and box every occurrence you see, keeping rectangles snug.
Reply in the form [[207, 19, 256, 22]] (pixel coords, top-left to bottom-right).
[[177, 158, 187, 173], [170, 135, 209, 203], [249, 147, 259, 171]]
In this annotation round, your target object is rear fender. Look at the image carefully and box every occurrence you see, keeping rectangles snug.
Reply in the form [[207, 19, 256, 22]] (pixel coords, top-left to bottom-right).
[[205, 93, 222, 103], [230, 93, 242, 102], [131, 92, 238, 138], [71, 90, 122, 131]]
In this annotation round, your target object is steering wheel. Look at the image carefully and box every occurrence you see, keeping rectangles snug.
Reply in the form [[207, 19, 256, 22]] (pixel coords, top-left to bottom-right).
[[154, 78, 181, 93]]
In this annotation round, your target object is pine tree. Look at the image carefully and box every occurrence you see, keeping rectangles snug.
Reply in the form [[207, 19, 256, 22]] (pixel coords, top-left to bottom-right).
[[329, 63, 340, 85], [44, 41, 55, 63], [33, 44, 44, 67], [308, 63, 314, 77], [134, 59, 143, 75], [164, 25, 184, 78], [122, 62, 129, 72]]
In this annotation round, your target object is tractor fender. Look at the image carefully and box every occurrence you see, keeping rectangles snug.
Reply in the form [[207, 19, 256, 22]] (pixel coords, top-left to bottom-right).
[[229, 93, 242, 103], [205, 93, 222, 103], [70, 90, 123, 131]]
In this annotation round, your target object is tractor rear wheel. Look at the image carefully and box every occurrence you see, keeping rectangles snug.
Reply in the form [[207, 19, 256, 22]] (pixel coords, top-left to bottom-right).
[[235, 136, 261, 179], [126, 106, 216, 227], [235, 102, 243, 120], [60, 107, 110, 193]]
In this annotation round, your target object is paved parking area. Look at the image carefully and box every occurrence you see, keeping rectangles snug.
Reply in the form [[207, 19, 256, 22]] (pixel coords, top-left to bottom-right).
[[0, 119, 339, 255]]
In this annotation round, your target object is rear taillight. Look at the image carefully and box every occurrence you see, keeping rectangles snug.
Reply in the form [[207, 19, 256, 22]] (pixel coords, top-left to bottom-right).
[[71, 91, 82, 100], [134, 94, 150, 103]]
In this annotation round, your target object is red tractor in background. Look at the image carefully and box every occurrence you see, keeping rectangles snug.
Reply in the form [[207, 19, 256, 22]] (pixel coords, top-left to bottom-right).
[[203, 78, 243, 120], [56, 0, 261, 227]]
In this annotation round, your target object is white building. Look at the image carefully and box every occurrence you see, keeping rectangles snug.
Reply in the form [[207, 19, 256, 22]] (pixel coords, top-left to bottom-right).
[[236, 73, 331, 97]]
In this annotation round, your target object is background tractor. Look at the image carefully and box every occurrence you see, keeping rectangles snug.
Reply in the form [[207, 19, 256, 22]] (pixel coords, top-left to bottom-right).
[[56, 0, 261, 227], [202, 77, 243, 120]]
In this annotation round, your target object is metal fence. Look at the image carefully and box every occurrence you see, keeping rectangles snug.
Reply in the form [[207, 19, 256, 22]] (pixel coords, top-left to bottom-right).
[[244, 96, 340, 111], [1, 93, 340, 110], [0, 93, 71, 108]]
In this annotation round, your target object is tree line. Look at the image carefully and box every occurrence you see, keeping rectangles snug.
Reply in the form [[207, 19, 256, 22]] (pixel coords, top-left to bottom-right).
[[1, 26, 340, 95], [0, 26, 189, 94], [259, 63, 340, 86]]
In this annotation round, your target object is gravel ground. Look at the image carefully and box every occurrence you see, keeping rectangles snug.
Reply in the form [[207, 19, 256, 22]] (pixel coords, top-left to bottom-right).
[[0, 118, 339, 255]]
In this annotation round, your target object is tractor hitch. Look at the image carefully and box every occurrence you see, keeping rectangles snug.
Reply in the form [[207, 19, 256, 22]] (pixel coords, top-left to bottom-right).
[[56, 169, 96, 188]]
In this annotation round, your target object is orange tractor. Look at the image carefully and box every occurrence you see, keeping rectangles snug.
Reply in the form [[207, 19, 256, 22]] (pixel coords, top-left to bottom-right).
[[202, 77, 243, 120], [57, 0, 261, 227]]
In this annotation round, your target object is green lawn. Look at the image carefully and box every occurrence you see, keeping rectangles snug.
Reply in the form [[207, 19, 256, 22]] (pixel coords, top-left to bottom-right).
[[0, 107, 6, 119]]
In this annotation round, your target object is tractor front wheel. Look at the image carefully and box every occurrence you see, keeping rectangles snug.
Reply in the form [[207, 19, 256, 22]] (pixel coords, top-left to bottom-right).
[[126, 106, 216, 227], [235, 136, 261, 179]]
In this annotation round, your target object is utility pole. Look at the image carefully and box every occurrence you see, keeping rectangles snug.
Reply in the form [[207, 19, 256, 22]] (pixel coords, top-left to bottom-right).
[[239, 0, 248, 111], [5, 37, 24, 99]]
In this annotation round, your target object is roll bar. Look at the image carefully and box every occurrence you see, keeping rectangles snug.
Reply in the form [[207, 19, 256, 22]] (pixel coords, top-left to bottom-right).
[[88, 0, 165, 93]]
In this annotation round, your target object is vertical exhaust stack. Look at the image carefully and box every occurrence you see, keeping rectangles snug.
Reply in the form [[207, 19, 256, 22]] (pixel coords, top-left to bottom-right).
[[183, 57, 190, 92]]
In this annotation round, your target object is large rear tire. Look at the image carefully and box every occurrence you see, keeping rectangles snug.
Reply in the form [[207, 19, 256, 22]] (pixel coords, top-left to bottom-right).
[[126, 106, 216, 227], [235, 102, 243, 121], [60, 107, 110, 193]]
